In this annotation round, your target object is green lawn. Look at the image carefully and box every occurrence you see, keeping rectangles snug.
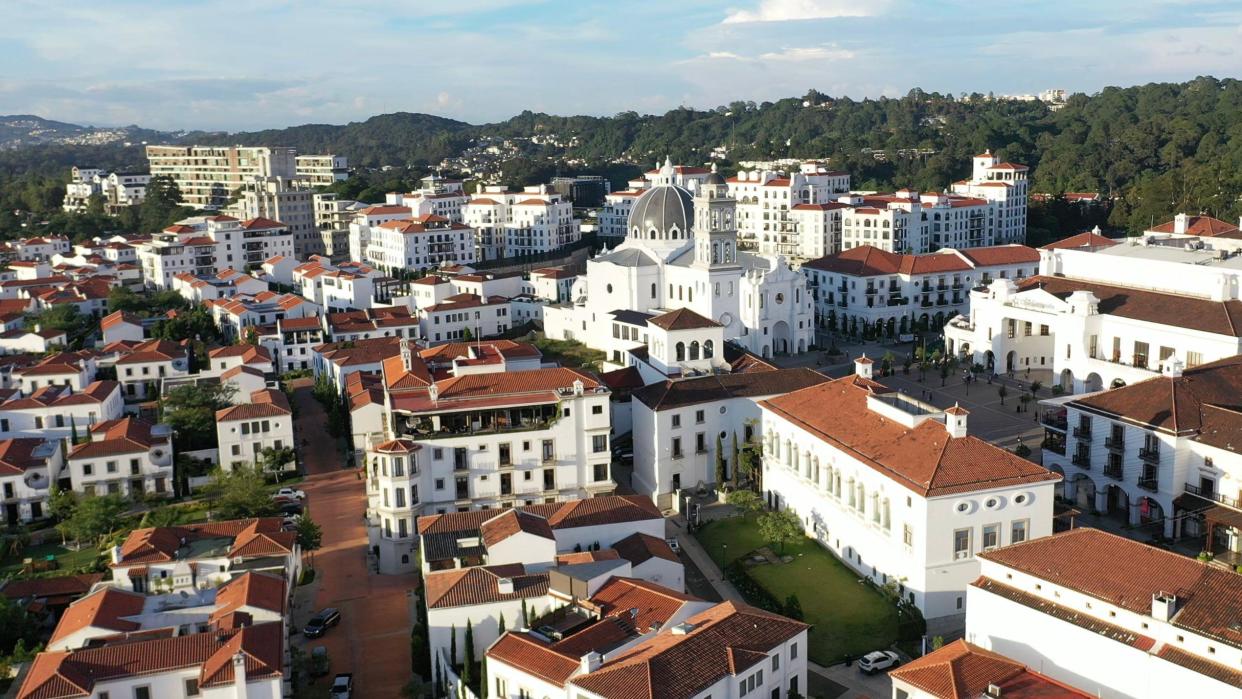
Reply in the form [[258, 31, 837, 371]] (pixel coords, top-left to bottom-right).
[[0, 541, 103, 578], [695, 516, 900, 665], [531, 334, 605, 372]]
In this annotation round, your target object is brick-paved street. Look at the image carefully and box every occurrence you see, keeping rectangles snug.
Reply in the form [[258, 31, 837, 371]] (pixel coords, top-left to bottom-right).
[[290, 380, 417, 698]]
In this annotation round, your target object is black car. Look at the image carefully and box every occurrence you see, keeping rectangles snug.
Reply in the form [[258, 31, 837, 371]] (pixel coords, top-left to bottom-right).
[[279, 501, 304, 516], [304, 608, 340, 638]]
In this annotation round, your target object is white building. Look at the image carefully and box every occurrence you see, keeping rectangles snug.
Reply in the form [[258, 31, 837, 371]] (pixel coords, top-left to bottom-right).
[[758, 358, 1060, 625], [359, 348, 615, 573], [727, 163, 850, 258], [1039, 355, 1242, 560], [0, 380, 124, 442], [888, 639, 1094, 699], [216, 389, 295, 472], [135, 215, 295, 288], [488, 597, 809, 699], [630, 366, 831, 505], [294, 153, 349, 186], [803, 244, 1040, 339], [67, 417, 175, 497], [364, 215, 477, 273], [545, 161, 814, 362], [0, 438, 62, 525], [967, 527, 1242, 698], [230, 176, 319, 258], [950, 151, 1030, 245], [945, 231, 1242, 389], [463, 185, 580, 261], [113, 338, 192, 402]]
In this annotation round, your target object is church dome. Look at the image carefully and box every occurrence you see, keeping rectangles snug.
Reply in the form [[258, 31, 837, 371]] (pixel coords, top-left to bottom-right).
[[628, 184, 694, 241]]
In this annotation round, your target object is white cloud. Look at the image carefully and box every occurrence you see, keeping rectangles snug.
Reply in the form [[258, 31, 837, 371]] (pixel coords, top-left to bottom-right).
[[758, 46, 855, 61], [722, 0, 886, 24]]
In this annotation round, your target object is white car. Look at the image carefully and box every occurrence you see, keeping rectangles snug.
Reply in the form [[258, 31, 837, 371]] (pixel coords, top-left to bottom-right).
[[272, 487, 306, 500], [857, 650, 900, 675]]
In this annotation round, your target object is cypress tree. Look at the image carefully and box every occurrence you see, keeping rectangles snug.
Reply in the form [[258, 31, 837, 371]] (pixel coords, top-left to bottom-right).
[[449, 623, 457, 669], [463, 620, 475, 687], [520, 599, 529, 627], [497, 612, 505, 635], [479, 657, 488, 699]]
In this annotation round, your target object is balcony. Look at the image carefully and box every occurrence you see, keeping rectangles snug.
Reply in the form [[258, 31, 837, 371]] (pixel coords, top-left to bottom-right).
[[396, 404, 561, 441], [1139, 447, 1161, 464], [1041, 436, 1066, 456], [1137, 477, 1159, 492], [1184, 482, 1241, 510], [1072, 426, 1092, 440], [1040, 411, 1067, 431], [1071, 452, 1091, 469], [1104, 463, 1123, 480], [887, 297, 908, 307], [1105, 436, 1125, 451], [865, 287, 878, 296]]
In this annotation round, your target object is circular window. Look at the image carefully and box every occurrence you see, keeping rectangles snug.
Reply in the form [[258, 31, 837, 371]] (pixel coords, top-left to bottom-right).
[[1014, 494, 1028, 504], [719, 406, 727, 414], [775, 293, 785, 304], [956, 502, 969, 513], [985, 498, 1000, 509], [719, 312, 733, 326]]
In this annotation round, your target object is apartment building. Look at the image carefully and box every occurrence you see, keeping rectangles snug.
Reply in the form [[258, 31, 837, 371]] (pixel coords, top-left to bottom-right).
[[113, 338, 192, 402], [802, 244, 1039, 339], [0, 380, 124, 441], [967, 528, 1242, 698], [758, 359, 1060, 626], [359, 349, 614, 573], [294, 153, 349, 186], [231, 176, 320, 258], [216, 389, 295, 472], [0, 438, 63, 525], [463, 185, 580, 260], [417, 293, 512, 345], [63, 168, 150, 213], [727, 163, 850, 257], [145, 145, 299, 209], [364, 215, 477, 273], [1039, 356, 1242, 561], [312, 192, 367, 260], [135, 215, 295, 287], [945, 231, 1242, 390], [950, 151, 1030, 245]]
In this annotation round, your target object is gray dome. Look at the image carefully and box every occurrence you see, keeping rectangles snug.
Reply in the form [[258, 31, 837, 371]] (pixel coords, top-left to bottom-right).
[[628, 184, 694, 240]]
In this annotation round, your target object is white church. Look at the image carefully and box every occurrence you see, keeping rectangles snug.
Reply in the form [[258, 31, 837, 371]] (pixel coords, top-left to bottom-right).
[[544, 159, 813, 369]]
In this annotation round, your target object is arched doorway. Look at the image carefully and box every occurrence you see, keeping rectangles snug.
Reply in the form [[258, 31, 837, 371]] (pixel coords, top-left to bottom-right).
[[934, 312, 946, 330], [885, 317, 896, 338], [985, 350, 995, 371], [772, 321, 791, 355], [1105, 485, 1129, 521], [918, 313, 930, 331], [899, 316, 909, 335], [1070, 473, 1096, 511], [1006, 351, 1017, 373], [797, 338, 806, 353], [1060, 369, 1074, 393], [1084, 373, 1103, 392]]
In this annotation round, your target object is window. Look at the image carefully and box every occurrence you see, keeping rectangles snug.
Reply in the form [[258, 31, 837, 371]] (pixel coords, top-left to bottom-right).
[[1011, 519, 1028, 544], [592, 405, 603, 415], [982, 523, 1000, 551], [771, 654, 779, 671], [592, 435, 607, 453], [903, 524, 913, 546], [672, 438, 683, 459], [185, 678, 200, 696], [594, 463, 609, 482], [671, 414, 681, 428], [135, 688, 152, 699], [790, 642, 798, 660], [953, 528, 971, 560], [696, 433, 707, 453], [695, 409, 705, 424]]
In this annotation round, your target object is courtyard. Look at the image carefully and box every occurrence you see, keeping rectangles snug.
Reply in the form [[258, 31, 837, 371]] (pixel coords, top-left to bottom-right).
[[694, 516, 903, 665]]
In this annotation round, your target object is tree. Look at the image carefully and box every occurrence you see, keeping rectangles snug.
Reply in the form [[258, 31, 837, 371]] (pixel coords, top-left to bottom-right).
[[714, 434, 726, 487], [497, 612, 506, 636], [202, 467, 276, 520], [757, 509, 803, 554], [1030, 380, 1043, 395], [783, 594, 804, 621], [730, 433, 740, 487], [0, 596, 40, 658], [463, 620, 475, 685], [295, 515, 323, 553], [57, 493, 128, 547], [449, 624, 457, 668], [520, 599, 529, 628], [997, 385, 1009, 405], [27, 305, 91, 347], [161, 383, 237, 451], [727, 489, 763, 519], [479, 656, 488, 699], [258, 446, 296, 481], [930, 635, 945, 651]]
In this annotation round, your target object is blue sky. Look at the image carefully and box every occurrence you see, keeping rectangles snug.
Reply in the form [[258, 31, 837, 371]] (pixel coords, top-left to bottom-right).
[[1, 0, 1241, 131]]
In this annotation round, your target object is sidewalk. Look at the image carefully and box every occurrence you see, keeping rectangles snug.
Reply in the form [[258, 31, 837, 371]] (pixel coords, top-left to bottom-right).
[[670, 517, 887, 699]]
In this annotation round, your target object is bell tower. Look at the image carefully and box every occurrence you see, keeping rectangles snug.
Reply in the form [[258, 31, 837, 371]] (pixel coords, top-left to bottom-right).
[[693, 164, 738, 268]]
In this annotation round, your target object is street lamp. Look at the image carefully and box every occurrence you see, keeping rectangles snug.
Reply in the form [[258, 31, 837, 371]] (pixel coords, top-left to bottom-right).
[[721, 542, 728, 566]]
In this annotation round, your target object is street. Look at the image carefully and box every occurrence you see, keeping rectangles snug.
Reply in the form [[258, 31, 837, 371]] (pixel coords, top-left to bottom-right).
[[290, 380, 417, 698]]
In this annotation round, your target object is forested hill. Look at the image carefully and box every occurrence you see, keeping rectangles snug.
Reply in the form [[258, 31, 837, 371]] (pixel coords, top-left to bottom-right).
[[3, 77, 1242, 234]]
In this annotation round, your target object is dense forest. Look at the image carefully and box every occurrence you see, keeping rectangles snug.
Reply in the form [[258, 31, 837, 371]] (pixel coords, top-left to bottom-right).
[[3, 76, 1241, 239]]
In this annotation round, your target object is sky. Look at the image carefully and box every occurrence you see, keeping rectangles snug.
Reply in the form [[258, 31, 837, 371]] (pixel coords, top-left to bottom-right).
[[2, 0, 1241, 132]]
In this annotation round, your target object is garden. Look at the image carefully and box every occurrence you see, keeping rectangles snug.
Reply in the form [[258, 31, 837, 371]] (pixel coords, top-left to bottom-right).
[[694, 514, 909, 665]]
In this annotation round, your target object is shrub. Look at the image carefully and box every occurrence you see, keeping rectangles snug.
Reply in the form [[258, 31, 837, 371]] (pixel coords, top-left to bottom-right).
[[724, 561, 782, 614]]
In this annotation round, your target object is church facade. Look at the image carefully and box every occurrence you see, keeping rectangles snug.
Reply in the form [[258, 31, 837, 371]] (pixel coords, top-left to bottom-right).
[[544, 160, 814, 368]]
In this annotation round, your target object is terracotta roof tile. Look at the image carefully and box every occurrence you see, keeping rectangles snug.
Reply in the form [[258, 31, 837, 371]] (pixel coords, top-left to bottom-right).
[[424, 565, 548, 609], [479, 510, 555, 547], [647, 307, 721, 331], [1019, 275, 1242, 337], [888, 640, 1092, 699]]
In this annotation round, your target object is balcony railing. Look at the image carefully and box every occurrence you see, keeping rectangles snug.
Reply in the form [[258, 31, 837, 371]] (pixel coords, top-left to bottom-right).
[[1041, 438, 1066, 456], [1072, 426, 1092, 440], [1138, 477, 1159, 492], [1184, 482, 1241, 510], [1041, 413, 1068, 431], [1104, 463, 1123, 480], [1071, 452, 1091, 469], [1139, 447, 1161, 464], [1105, 436, 1125, 451]]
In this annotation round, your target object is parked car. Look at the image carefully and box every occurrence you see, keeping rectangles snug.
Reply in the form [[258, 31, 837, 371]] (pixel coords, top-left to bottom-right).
[[282, 515, 301, 531], [279, 501, 304, 516], [273, 487, 306, 500], [857, 650, 900, 675], [330, 673, 353, 698], [304, 608, 341, 638]]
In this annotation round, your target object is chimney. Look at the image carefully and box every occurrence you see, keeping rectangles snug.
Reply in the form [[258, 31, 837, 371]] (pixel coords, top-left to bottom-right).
[[496, 577, 514, 595], [1152, 592, 1179, 622], [854, 355, 873, 379], [1163, 357, 1184, 378], [580, 651, 603, 674], [986, 684, 1003, 698], [944, 403, 969, 438], [1173, 212, 1188, 235], [232, 651, 247, 698]]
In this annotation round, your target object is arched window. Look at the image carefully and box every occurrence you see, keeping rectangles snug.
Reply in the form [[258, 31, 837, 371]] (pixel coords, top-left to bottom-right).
[[689, 341, 700, 360], [703, 340, 714, 358], [688, 288, 693, 302], [675, 342, 686, 361]]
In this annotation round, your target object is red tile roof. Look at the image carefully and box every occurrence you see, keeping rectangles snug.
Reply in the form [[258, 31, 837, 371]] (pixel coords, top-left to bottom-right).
[[215, 389, 292, 421], [418, 495, 661, 537], [611, 532, 680, 566], [760, 376, 1060, 497], [888, 640, 1092, 699], [49, 587, 145, 646], [210, 572, 286, 623], [424, 564, 549, 609], [69, 417, 169, 459], [647, 307, 721, 331], [113, 518, 287, 566], [479, 510, 555, 547], [1018, 275, 1242, 337], [1041, 230, 1119, 250], [1, 574, 103, 604], [979, 528, 1242, 648], [1149, 215, 1239, 237]]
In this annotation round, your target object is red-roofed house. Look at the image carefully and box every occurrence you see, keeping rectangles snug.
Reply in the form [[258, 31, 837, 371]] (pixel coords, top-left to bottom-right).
[[0, 438, 64, 524], [215, 389, 294, 472], [757, 360, 1059, 624], [67, 417, 174, 498]]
